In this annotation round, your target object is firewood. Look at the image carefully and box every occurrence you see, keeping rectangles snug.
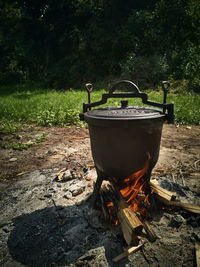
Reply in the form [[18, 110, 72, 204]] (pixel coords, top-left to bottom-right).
[[109, 179, 144, 245], [158, 197, 200, 214], [196, 242, 200, 267], [150, 179, 176, 201], [112, 243, 144, 263], [142, 219, 157, 242], [99, 184, 118, 222], [101, 181, 144, 245], [117, 206, 143, 245]]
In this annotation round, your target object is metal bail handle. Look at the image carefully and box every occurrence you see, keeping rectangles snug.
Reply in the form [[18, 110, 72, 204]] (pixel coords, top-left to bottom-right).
[[109, 80, 141, 94], [80, 80, 174, 124]]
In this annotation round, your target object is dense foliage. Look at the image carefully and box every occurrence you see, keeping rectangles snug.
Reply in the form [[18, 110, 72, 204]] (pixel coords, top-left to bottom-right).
[[0, 0, 200, 91]]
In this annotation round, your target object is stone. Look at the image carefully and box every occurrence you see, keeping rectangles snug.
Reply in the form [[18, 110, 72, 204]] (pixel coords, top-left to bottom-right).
[[85, 169, 97, 181], [70, 170, 80, 180], [63, 191, 72, 199], [68, 181, 86, 197], [62, 170, 73, 181]]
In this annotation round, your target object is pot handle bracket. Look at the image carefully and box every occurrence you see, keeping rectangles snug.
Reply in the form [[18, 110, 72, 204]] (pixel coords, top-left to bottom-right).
[[80, 80, 174, 123]]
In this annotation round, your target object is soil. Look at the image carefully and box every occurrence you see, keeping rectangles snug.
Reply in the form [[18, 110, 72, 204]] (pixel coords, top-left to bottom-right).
[[0, 126, 92, 182], [0, 124, 200, 266]]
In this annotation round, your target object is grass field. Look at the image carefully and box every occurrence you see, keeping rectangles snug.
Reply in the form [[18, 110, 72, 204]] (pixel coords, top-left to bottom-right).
[[0, 84, 199, 134]]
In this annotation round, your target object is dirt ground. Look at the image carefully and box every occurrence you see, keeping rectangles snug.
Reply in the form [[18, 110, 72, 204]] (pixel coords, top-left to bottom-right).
[[0, 126, 92, 182], [0, 124, 200, 266], [0, 124, 199, 188]]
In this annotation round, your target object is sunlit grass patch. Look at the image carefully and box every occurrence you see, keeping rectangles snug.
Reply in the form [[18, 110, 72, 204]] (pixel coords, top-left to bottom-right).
[[0, 85, 199, 135]]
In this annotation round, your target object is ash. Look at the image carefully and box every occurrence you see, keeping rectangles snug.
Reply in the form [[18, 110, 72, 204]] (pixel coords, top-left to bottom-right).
[[0, 167, 200, 267]]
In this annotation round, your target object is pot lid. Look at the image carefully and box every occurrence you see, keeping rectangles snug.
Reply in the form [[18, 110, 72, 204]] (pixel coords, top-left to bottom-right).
[[84, 106, 165, 120]]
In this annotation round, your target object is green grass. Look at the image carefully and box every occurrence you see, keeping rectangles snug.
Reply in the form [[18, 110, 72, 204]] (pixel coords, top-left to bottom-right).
[[0, 85, 199, 134]]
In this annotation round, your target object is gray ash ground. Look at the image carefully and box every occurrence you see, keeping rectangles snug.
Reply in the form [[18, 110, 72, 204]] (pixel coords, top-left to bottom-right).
[[0, 124, 200, 266]]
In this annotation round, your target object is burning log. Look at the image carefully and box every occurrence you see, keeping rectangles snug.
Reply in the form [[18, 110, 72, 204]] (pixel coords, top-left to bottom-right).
[[99, 183, 118, 224], [98, 154, 159, 246], [100, 183, 143, 245]]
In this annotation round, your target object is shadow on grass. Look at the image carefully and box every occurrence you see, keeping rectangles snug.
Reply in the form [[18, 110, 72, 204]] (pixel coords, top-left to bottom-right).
[[7, 205, 126, 266]]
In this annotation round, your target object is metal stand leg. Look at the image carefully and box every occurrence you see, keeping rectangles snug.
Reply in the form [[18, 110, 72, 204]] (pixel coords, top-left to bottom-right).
[[90, 175, 104, 208]]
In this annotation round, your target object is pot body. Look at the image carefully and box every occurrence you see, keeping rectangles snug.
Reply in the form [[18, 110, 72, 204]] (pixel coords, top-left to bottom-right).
[[86, 117, 164, 179]]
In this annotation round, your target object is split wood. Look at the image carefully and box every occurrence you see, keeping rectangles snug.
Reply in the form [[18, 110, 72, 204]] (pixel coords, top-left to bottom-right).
[[150, 179, 177, 201], [100, 183, 143, 245], [196, 242, 200, 267], [112, 243, 144, 263], [117, 206, 143, 245], [101, 180, 157, 245], [142, 220, 157, 242], [150, 180, 200, 214], [158, 197, 200, 214]]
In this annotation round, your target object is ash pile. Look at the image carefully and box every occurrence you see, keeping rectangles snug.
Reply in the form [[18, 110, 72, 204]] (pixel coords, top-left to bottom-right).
[[0, 166, 200, 267]]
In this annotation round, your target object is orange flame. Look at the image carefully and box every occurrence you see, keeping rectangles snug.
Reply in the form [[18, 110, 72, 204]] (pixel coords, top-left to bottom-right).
[[105, 199, 118, 225], [120, 153, 152, 217]]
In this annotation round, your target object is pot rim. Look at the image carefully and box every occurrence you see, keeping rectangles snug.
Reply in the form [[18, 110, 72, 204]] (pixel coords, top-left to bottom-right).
[[84, 105, 166, 121]]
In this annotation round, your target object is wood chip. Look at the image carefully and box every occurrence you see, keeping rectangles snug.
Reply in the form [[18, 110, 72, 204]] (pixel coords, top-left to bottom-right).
[[16, 171, 28, 176], [194, 159, 200, 169], [179, 169, 186, 186], [172, 173, 176, 183], [56, 168, 66, 181], [112, 243, 144, 263]]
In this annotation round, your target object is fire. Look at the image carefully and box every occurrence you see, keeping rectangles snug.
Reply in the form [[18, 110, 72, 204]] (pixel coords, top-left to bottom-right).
[[106, 201, 118, 225], [120, 153, 152, 217], [102, 194, 118, 225]]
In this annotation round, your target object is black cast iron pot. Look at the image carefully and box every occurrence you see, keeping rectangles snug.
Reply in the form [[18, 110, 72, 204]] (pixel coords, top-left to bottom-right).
[[80, 80, 174, 179]]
